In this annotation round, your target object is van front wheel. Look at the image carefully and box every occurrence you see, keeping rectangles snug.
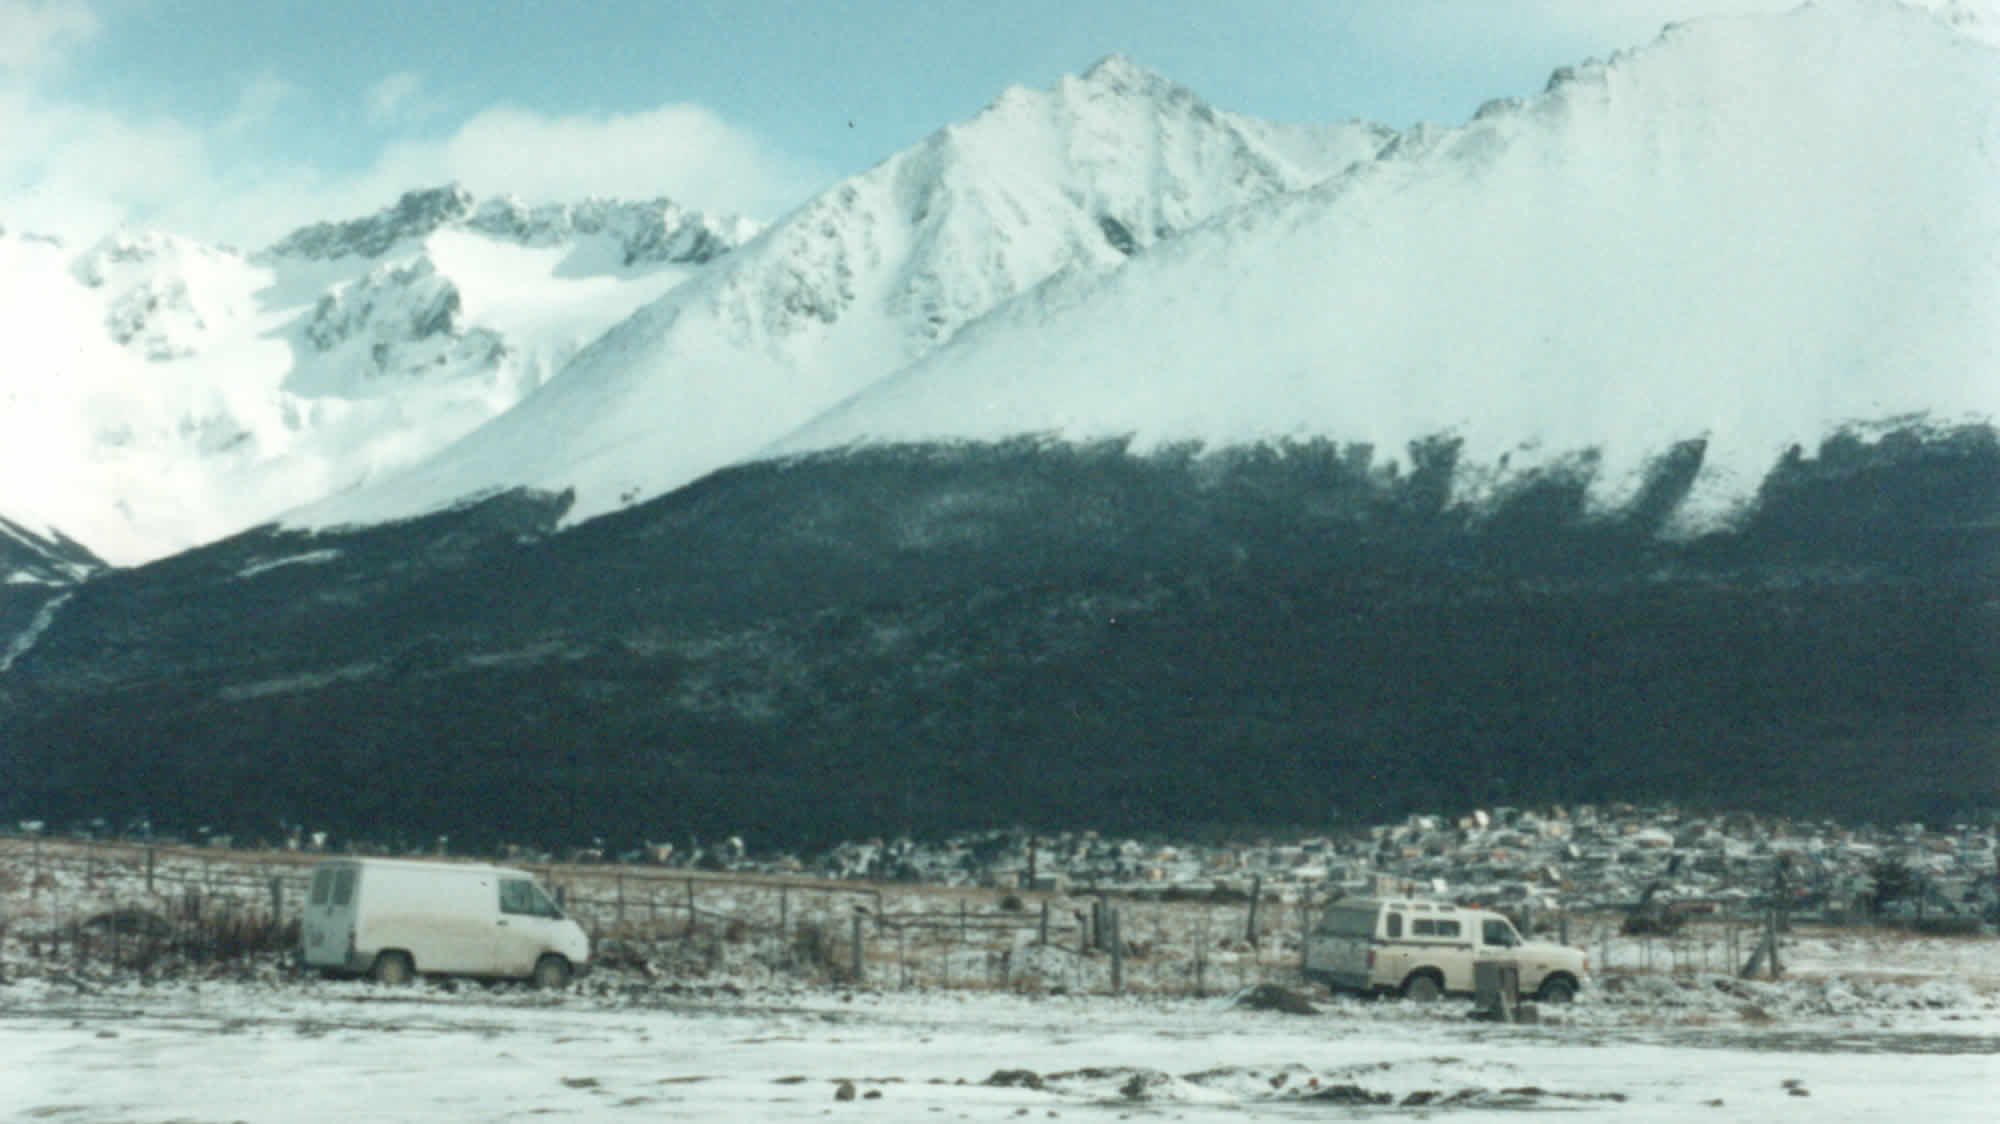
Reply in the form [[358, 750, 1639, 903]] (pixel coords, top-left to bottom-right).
[[369, 951, 415, 986], [532, 955, 572, 990]]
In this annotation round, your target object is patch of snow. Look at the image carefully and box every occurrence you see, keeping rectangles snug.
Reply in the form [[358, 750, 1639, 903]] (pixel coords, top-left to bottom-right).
[[770, 1, 2000, 535], [284, 57, 1391, 533]]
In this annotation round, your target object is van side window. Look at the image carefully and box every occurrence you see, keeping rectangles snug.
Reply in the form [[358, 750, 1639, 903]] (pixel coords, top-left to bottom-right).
[[331, 868, 356, 907], [501, 879, 562, 918], [309, 869, 331, 906], [1385, 912, 1403, 939]]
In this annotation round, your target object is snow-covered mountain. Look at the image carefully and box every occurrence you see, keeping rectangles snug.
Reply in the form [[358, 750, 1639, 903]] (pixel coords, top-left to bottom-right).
[[290, 56, 1394, 531], [769, 1, 1998, 535], [0, 188, 758, 567]]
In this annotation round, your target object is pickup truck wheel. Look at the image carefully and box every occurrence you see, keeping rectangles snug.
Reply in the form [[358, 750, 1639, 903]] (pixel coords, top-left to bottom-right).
[[369, 951, 415, 986], [532, 954, 572, 990], [1400, 973, 1443, 1002], [1537, 975, 1578, 1004]]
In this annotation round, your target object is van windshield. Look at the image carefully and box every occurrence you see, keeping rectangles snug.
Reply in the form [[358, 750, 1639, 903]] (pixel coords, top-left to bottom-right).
[[1316, 906, 1377, 937]]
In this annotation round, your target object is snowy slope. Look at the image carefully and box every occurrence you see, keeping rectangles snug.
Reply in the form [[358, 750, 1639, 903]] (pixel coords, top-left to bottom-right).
[[770, 1, 1999, 532], [289, 57, 1393, 531], [0, 189, 757, 565]]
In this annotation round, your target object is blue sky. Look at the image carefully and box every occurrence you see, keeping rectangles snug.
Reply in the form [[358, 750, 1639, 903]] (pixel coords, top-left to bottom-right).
[[2, 0, 1813, 247]]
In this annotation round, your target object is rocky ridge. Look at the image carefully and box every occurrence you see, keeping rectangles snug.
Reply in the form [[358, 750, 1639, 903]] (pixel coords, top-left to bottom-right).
[[263, 184, 760, 266]]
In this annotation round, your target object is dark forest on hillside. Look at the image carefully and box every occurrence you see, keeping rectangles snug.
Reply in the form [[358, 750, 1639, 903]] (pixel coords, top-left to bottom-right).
[[3, 425, 1995, 852]]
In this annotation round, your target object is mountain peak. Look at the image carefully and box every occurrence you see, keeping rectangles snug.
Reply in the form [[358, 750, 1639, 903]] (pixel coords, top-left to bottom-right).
[[265, 184, 477, 260], [1076, 52, 1178, 94]]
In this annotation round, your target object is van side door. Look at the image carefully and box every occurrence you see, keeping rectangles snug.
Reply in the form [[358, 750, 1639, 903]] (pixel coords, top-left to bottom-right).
[[493, 877, 563, 977]]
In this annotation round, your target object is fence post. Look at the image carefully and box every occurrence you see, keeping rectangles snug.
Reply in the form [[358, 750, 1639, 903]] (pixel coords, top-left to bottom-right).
[[269, 877, 283, 926], [1246, 876, 1263, 946], [850, 914, 864, 984], [1196, 911, 1209, 997], [1297, 887, 1311, 977], [616, 873, 626, 928], [1038, 901, 1049, 946], [1109, 907, 1123, 994], [146, 847, 156, 895], [685, 879, 696, 937]]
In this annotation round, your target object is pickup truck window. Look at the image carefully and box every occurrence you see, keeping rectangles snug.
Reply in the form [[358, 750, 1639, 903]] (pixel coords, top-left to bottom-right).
[[1315, 907, 1377, 937], [1412, 918, 1462, 938], [1386, 912, 1403, 938], [1482, 919, 1520, 948]]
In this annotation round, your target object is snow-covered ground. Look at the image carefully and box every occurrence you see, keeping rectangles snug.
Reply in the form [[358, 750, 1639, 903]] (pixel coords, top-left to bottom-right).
[[3, 973, 1996, 1122]]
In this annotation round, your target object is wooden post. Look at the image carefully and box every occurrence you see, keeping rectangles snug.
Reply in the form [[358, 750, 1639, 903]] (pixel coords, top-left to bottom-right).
[[268, 877, 283, 925], [1768, 909, 1783, 978], [1109, 907, 1123, 994], [959, 899, 968, 944], [1297, 887, 1311, 976], [1038, 900, 1049, 946], [1196, 911, 1208, 997], [780, 886, 789, 936], [685, 878, 696, 936], [850, 914, 864, 984], [146, 847, 156, 895], [616, 872, 626, 928], [1246, 876, 1263, 946]]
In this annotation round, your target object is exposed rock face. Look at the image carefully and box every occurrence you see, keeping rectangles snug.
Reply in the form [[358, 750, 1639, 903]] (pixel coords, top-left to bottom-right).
[[265, 185, 479, 260], [463, 197, 757, 266], [265, 185, 761, 265], [305, 257, 462, 351]]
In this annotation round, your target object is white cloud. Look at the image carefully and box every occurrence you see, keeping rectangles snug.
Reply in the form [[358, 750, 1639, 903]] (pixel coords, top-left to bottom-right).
[[2, 85, 830, 249], [377, 102, 829, 218], [222, 70, 294, 136], [365, 71, 430, 124], [0, 90, 210, 241], [0, 0, 97, 76]]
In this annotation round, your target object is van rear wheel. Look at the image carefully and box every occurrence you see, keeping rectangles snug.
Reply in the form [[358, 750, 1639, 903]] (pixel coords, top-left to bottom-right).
[[369, 951, 415, 986], [532, 955, 572, 990]]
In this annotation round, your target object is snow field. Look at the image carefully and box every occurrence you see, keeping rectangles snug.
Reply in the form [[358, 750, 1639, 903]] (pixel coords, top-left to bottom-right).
[[3, 973, 1998, 1122]]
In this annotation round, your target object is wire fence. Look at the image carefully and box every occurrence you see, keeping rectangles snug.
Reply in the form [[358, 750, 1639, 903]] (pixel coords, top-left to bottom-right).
[[1, 835, 1840, 992], [0, 837, 1313, 994]]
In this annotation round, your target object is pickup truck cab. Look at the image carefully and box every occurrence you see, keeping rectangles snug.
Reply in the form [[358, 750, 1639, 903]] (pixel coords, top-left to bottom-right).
[[1303, 896, 1585, 1003], [302, 857, 589, 988]]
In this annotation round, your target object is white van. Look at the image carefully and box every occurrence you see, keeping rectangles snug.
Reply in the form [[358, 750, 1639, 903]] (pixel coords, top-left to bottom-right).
[[1303, 896, 1585, 1003], [301, 858, 590, 988]]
